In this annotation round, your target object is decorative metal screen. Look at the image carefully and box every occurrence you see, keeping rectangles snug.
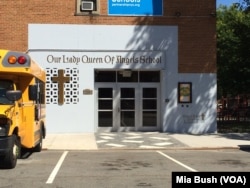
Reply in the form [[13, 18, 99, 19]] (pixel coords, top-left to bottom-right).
[[46, 68, 79, 105]]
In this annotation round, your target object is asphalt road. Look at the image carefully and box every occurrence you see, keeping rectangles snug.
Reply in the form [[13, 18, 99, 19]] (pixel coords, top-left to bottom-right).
[[0, 149, 250, 188]]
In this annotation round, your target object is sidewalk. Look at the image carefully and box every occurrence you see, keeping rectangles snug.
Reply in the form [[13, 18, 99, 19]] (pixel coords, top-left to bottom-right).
[[169, 133, 250, 149], [43, 133, 98, 150], [43, 132, 250, 150]]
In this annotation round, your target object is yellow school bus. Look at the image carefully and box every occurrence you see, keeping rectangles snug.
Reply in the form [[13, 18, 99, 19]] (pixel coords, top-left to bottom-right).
[[0, 49, 46, 169]]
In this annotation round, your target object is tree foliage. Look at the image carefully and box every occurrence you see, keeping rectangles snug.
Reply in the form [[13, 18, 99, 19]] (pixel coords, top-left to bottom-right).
[[217, 0, 250, 98]]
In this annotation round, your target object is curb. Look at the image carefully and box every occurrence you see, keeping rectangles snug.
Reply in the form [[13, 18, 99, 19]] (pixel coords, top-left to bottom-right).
[[42, 146, 248, 151]]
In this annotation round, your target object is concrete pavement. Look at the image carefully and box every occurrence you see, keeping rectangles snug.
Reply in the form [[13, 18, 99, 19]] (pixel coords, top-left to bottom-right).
[[43, 133, 98, 150], [169, 133, 250, 149], [42, 132, 250, 150]]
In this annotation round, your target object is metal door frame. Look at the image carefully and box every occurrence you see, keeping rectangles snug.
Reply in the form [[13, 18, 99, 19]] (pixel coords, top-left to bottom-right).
[[95, 83, 160, 132]]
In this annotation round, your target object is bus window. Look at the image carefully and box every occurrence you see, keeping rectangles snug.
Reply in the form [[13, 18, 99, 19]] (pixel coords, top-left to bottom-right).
[[0, 80, 14, 105]]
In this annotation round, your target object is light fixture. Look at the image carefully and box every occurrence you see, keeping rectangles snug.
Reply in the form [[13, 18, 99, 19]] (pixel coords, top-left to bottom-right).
[[122, 70, 132, 77]]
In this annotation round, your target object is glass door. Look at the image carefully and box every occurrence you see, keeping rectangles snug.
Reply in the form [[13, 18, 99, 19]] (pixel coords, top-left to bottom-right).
[[97, 87, 113, 128], [120, 87, 135, 127], [96, 84, 139, 131], [96, 84, 159, 131], [117, 85, 139, 131], [138, 84, 160, 131]]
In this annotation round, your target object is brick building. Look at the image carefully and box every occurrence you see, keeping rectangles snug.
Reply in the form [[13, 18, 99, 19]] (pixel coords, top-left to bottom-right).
[[0, 0, 217, 134]]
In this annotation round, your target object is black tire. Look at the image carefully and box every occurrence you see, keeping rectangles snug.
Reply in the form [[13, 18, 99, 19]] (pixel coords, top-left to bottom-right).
[[3, 135, 21, 169], [33, 130, 43, 152]]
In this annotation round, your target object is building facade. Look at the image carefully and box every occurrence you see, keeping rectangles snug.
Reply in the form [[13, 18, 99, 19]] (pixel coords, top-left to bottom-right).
[[0, 0, 217, 134]]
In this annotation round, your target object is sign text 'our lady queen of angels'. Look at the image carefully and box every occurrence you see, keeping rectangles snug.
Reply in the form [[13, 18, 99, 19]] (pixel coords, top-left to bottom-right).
[[108, 0, 163, 16]]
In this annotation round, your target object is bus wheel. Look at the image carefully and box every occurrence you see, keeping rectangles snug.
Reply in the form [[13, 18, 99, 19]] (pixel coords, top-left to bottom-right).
[[33, 130, 43, 152], [4, 135, 21, 169]]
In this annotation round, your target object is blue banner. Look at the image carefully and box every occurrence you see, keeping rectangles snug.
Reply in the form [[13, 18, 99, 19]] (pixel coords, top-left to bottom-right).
[[108, 0, 163, 16]]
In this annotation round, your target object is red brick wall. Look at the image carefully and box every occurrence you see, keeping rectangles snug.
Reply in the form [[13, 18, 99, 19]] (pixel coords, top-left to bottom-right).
[[0, 0, 216, 73]]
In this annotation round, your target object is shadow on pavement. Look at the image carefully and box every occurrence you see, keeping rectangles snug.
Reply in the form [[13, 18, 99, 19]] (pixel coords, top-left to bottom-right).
[[238, 145, 250, 152], [219, 133, 250, 141], [20, 148, 34, 159]]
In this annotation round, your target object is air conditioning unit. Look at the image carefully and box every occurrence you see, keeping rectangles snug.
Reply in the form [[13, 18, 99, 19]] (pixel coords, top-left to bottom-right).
[[81, 1, 94, 11]]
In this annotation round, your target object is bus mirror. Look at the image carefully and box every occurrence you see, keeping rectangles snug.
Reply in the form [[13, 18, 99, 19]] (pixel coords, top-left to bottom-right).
[[28, 85, 37, 101], [6, 90, 22, 101]]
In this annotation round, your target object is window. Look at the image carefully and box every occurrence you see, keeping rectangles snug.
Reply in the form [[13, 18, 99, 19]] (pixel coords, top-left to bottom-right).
[[95, 70, 160, 83], [95, 71, 116, 82], [0, 80, 14, 105], [36, 78, 45, 104], [140, 71, 160, 82]]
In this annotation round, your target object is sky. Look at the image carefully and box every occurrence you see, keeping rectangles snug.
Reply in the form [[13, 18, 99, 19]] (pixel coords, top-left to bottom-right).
[[217, 0, 243, 7]]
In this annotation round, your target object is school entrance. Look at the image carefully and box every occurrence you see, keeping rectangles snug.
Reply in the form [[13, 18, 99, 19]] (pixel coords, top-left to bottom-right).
[[95, 70, 161, 131]]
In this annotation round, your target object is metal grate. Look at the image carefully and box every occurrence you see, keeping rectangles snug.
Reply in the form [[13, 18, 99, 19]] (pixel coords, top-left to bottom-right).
[[46, 68, 79, 105]]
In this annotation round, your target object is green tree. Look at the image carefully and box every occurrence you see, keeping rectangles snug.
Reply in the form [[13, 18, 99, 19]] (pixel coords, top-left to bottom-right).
[[217, 1, 250, 98]]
